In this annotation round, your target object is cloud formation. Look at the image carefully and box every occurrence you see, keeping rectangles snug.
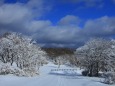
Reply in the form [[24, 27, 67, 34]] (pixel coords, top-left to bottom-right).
[[0, 0, 52, 33], [30, 15, 115, 48], [0, 3, 31, 33], [0, 0, 115, 48], [84, 16, 115, 36]]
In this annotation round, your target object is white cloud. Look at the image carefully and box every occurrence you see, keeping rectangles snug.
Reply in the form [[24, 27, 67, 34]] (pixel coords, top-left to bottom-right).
[[0, 4, 31, 24], [28, 20, 52, 32], [84, 16, 115, 36], [0, 3, 32, 33], [0, 0, 52, 33]]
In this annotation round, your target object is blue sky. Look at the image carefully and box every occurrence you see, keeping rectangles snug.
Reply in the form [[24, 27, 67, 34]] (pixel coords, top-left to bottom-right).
[[42, 0, 115, 24], [0, 0, 115, 48]]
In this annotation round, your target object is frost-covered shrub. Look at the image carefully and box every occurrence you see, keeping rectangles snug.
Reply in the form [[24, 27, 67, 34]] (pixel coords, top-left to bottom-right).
[[23, 67, 39, 77], [0, 64, 12, 75], [103, 72, 115, 84], [0, 63, 25, 76]]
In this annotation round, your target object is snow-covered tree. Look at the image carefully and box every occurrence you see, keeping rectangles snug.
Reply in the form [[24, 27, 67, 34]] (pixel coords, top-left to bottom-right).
[[75, 38, 112, 76], [103, 39, 115, 84], [0, 35, 14, 65], [0, 32, 47, 76]]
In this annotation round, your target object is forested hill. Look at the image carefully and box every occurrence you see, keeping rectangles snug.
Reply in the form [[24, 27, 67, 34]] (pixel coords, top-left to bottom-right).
[[42, 48, 75, 57]]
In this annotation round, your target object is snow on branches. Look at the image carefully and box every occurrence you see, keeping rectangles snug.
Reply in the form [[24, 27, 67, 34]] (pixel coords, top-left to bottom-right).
[[0, 32, 47, 76], [75, 38, 115, 84]]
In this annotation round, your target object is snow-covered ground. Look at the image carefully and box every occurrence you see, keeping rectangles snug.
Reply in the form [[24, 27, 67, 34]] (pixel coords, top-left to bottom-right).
[[0, 63, 113, 86]]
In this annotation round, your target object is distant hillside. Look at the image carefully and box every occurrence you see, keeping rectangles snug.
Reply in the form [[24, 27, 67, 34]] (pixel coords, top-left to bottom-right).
[[42, 48, 75, 57]]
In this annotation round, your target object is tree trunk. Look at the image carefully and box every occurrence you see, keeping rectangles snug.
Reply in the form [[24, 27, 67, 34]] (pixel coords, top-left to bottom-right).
[[58, 59, 61, 68], [89, 64, 93, 77], [95, 62, 99, 77], [11, 54, 14, 66], [1, 55, 7, 63]]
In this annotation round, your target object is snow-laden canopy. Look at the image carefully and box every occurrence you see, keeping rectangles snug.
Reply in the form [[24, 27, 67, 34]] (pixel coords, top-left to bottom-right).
[[0, 32, 47, 76]]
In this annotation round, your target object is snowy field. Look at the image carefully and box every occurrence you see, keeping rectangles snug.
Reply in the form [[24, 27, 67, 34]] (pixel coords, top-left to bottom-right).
[[0, 63, 113, 86]]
